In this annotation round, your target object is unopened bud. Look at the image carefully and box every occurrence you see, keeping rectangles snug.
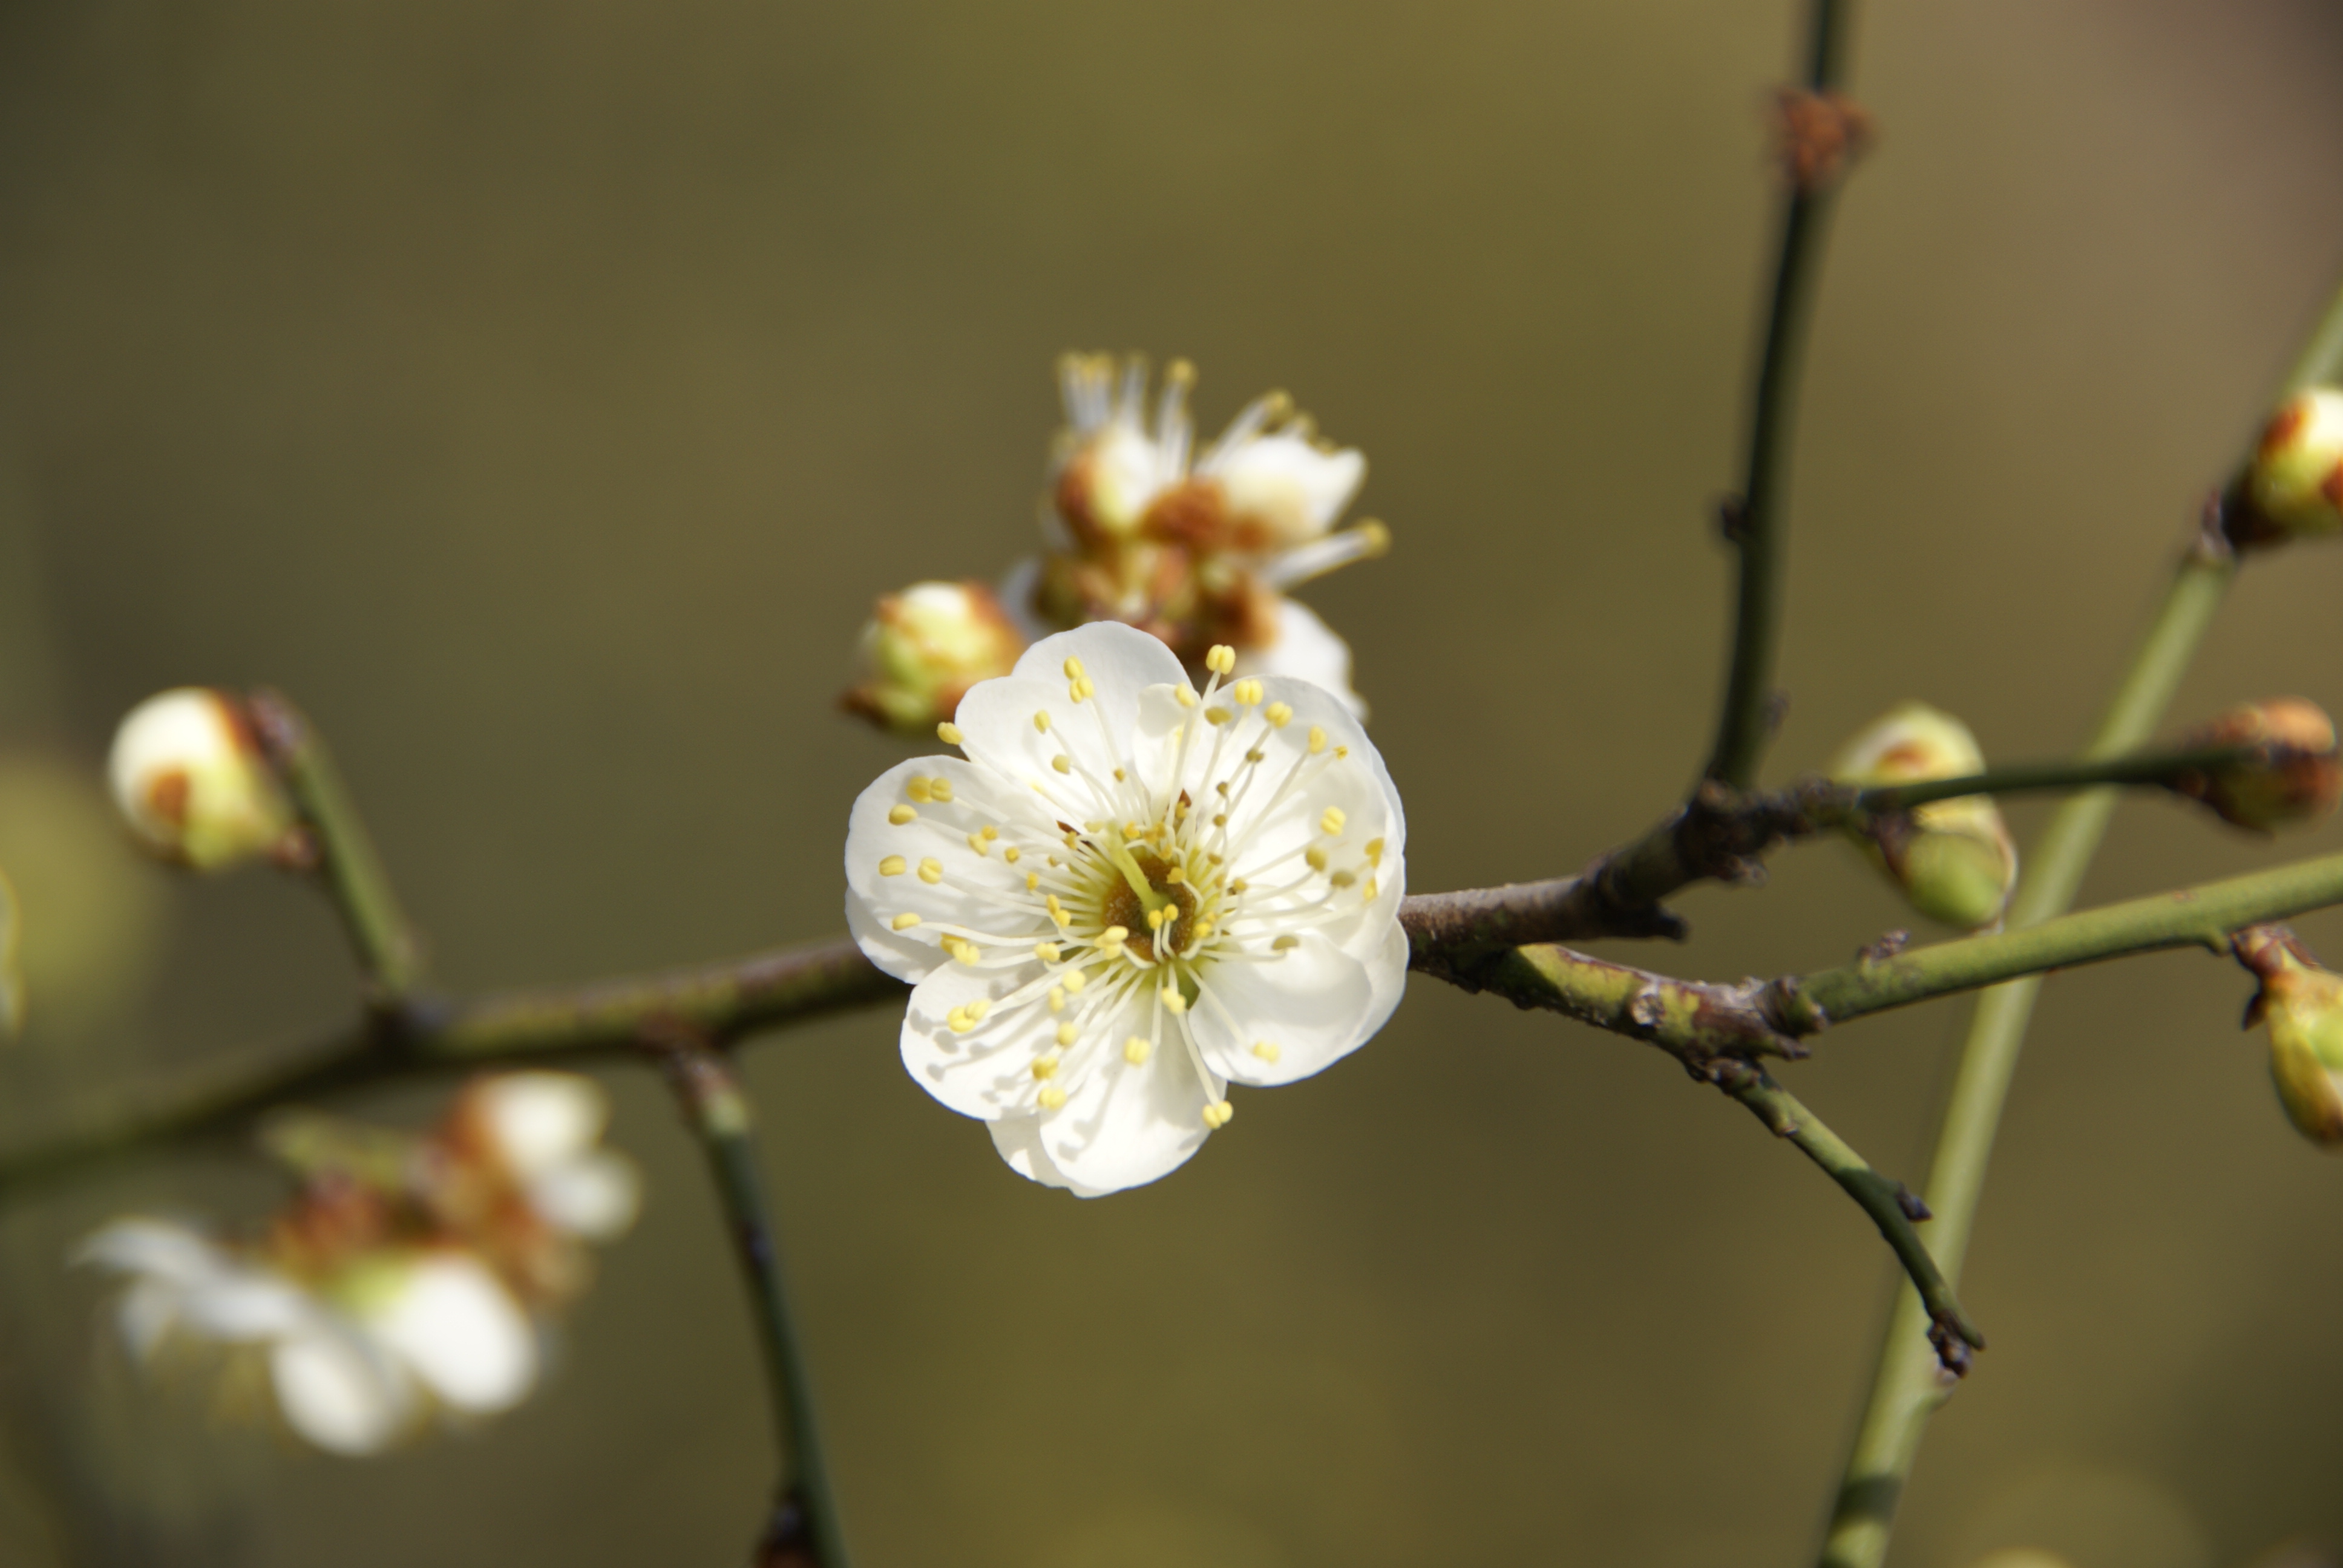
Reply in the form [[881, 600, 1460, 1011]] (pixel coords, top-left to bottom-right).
[[1830, 702, 2019, 930], [108, 688, 296, 871], [2170, 697, 2341, 832], [841, 582, 1024, 736], [2235, 926, 2343, 1148], [2244, 387, 2343, 540]]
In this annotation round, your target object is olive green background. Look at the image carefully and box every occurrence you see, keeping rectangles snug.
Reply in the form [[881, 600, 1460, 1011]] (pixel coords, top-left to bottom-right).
[[0, 2, 2339, 1564]]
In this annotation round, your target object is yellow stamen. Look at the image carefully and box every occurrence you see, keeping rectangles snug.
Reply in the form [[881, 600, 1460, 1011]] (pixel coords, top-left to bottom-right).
[[1264, 702, 1293, 729], [1231, 678, 1263, 707], [1321, 806, 1347, 836], [1251, 1041, 1282, 1063], [888, 804, 917, 825], [1035, 942, 1062, 963], [1202, 1100, 1234, 1129], [1098, 926, 1129, 949], [1124, 1036, 1152, 1065], [1038, 1085, 1067, 1110], [918, 858, 945, 884], [878, 855, 906, 877], [1063, 969, 1088, 993], [930, 779, 955, 802], [892, 913, 922, 930], [1054, 1022, 1078, 1048], [937, 722, 964, 745], [1305, 847, 1328, 872], [1272, 934, 1300, 950], [1308, 727, 1327, 754], [1206, 645, 1236, 675], [1159, 987, 1187, 1014], [907, 776, 932, 803], [1033, 1053, 1061, 1080], [1063, 656, 1086, 680], [1048, 987, 1066, 1013], [1365, 838, 1384, 864], [1033, 711, 1050, 733], [1052, 754, 1072, 774], [1176, 687, 1198, 708], [1005, 846, 1022, 864], [1205, 707, 1231, 727], [966, 832, 989, 855]]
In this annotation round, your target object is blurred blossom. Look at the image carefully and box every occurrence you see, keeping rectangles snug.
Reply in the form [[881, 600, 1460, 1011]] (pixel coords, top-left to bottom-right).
[[2171, 697, 2342, 832], [1011, 354, 1387, 716], [2243, 387, 2343, 541], [841, 581, 1026, 736], [845, 622, 1406, 1195], [1830, 701, 2019, 930], [107, 688, 296, 872], [79, 1071, 638, 1453]]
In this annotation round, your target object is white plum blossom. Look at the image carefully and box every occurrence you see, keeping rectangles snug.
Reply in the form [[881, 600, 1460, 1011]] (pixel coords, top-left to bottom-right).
[[462, 1071, 643, 1241], [78, 1221, 539, 1455], [845, 620, 1407, 1195], [107, 688, 295, 871]]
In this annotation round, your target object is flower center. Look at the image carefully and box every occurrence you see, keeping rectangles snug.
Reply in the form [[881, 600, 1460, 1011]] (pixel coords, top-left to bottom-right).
[[1097, 847, 1201, 962]]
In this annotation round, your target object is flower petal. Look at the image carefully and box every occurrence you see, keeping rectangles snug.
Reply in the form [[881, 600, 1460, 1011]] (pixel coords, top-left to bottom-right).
[[271, 1329, 416, 1456], [1188, 929, 1383, 1087], [362, 1253, 539, 1416], [470, 1072, 608, 1176], [1008, 622, 1187, 750], [528, 1151, 642, 1241], [1208, 431, 1364, 547], [1233, 598, 1365, 719], [899, 956, 1089, 1121], [1037, 1030, 1215, 1195], [845, 756, 1056, 983]]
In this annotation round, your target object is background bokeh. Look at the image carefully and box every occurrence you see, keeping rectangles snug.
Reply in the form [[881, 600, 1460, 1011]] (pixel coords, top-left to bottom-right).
[[0, 1, 2340, 1564]]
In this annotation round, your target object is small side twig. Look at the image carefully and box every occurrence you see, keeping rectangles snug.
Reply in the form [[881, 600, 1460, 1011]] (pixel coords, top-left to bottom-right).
[[647, 1030, 853, 1568], [1712, 1065, 1980, 1372], [244, 689, 425, 1004]]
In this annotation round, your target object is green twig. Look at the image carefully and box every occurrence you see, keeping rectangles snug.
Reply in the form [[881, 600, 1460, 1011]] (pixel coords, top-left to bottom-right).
[[1717, 1068, 1981, 1365], [1705, 0, 1857, 790], [1814, 270, 2343, 1568], [1849, 742, 2257, 813], [652, 1038, 853, 1568], [245, 690, 425, 1002]]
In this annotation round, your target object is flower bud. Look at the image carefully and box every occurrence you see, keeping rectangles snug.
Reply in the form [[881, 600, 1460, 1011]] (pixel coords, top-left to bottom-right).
[[2171, 697, 2342, 832], [107, 688, 296, 871], [2244, 387, 2343, 540], [2235, 926, 2343, 1147], [840, 582, 1025, 736], [1830, 702, 2019, 930]]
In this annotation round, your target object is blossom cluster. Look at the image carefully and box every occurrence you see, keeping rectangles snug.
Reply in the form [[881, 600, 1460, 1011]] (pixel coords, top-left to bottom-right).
[[843, 356, 1389, 735], [80, 1071, 638, 1455]]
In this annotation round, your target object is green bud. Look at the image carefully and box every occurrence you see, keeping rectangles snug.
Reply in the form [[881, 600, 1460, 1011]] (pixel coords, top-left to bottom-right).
[[107, 688, 297, 872], [2171, 697, 2342, 832], [2244, 387, 2343, 540], [840, 581, 1024, 736], [1829, 701, 2019, 930], [2235, 926, 2343, 1148]]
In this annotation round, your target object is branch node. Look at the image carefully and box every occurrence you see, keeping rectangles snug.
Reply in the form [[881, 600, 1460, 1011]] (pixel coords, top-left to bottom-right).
[[1893, 1183, 1931, 1223]]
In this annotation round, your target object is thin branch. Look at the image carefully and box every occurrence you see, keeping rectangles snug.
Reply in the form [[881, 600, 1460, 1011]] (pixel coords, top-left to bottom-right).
[[651, 1037, 853, 1568], [1815, 269, 2343, 1568], [1715, 1066, 1981, 1369], [1705, 0, 1860, 790], [246, 690, 425, 1002]]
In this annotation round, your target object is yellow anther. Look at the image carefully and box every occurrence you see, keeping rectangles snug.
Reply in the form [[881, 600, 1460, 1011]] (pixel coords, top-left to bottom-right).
[[1201, 1100, 1234, 1129], [1025, 870, 1040, 890], [1004, 846, 1021, 864], [1049, 987, 1066, 1013], [1035, 942, 1062, 963], [1264, 702, 1294, 729], [1334, 747, 1349, 760], [937, 722, 965, 746], [931, 778, 956, 803], [1124, 1036, 1153, 1065], [1033, 711, 1050, 733], [1213, 813, 1228, 828], [1365, 837, 1384, 864], [918, 857, 945, 884], [1063, 969, 1088, 993], [1159, 987, 1187, 1014], [1205, 707, 1231, 727], [1054, 1022, 1078, 1048], [1146, 907, 1166, 930], [878, 855, 907, 877], [1231, 678, 1264, 707], [1032, 1053, 1061, 1080], [1071, 675, 1096, 701], [1305, 847, 1329, 873], [1272, 933, 1300, 951], [1362, 877, 1379, 902], [1038, 1085, 1068, 1110], [1308, 726, 1327, 754], [981, 825, 999, 841], [1244, 748, 1265, 764], [1063, 656, 1086, 680], [907, 776, 933, 803], [1046, 893, 1065, 918], [946, 1007, 975, 1034], [1175, 686, 1199, 708], [1052, 906, 1072, 929], [1320, 806, 1347, 836], [1052, 754, 1072, 774], [1165, 866, 1185, 884], [966, 832, 989, 855], [888, 803, 917, 825], [1251, 1041, 1282, 1063], [1188, 918, 1214, 943], [966, 998, 991, 1021], [1206, 645, 1236, 675], [1099, 925, 1129, 947], [1329, 870, 1357, 889], [1112, 767, 1126, 782], [1228, 878, 1249, 894], [892, 913, 922, 931], [1215, 782, 1231, 797], [951, 939, 983, 965]]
